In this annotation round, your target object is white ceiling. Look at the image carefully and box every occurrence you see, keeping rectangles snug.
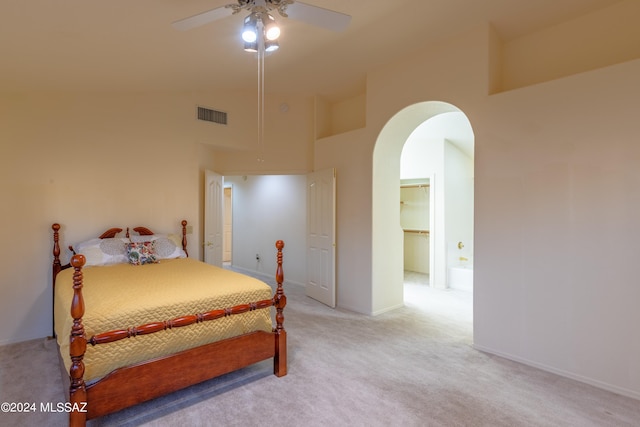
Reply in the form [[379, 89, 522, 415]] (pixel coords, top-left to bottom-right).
[[0, 0, 619, 100]]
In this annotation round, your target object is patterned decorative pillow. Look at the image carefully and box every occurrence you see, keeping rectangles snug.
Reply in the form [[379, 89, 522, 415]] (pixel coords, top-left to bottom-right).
[[129, 234, 187, 259], [74, 237, 129, 266], [126, 241, 159, 266]]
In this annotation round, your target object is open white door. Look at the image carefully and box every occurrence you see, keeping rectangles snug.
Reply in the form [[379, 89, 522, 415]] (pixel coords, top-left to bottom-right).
[[204, 170, 224, 267], [306, 168, 336, 307], [223, 187, 232, 263]]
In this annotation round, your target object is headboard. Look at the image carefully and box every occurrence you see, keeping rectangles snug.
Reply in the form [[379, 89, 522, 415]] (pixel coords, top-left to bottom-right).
[[52, 220, 189, 284]]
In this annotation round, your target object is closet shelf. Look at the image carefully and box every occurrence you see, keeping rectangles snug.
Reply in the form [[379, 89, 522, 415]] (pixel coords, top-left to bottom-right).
[[403, 229, 429, 235]]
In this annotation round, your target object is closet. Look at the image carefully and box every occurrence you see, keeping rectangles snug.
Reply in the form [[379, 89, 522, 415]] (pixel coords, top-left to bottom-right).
[[400, 182, 429, 274]]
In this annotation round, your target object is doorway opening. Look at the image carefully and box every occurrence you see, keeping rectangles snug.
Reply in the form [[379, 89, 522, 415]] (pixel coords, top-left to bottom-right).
[[215, 174, 308, 288], [400, 111, 474, 290], [372, 101, 475, 326]]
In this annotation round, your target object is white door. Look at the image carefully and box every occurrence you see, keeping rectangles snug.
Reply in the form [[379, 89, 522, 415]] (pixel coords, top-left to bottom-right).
[[223, 187, 232, 263], [306, 168, 336, 307], [204, 170, 224, 267]]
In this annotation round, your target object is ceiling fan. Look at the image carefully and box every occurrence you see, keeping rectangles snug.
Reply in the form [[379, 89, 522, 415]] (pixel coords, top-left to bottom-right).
[[173, 1, 350, 163], [172, 0, 351, 33]]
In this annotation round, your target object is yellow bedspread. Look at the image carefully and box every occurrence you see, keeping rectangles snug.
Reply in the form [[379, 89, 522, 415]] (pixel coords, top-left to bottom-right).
[[54, 258, 273, 383]]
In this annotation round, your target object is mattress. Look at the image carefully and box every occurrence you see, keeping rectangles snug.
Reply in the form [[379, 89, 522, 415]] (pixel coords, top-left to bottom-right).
[[54, 258, 273, 382]]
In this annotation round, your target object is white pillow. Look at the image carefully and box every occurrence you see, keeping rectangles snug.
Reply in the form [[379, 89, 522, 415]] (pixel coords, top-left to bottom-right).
[[74, 237, 129, 266], [129, 234, 187, 259]]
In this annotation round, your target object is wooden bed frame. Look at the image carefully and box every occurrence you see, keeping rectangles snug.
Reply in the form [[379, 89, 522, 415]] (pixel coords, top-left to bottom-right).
[[52, 220, 287, 427]]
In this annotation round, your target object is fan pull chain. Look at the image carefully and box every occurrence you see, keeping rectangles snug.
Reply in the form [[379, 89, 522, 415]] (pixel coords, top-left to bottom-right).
[[257, 36, 265, 163], [256, 17, 266, 163]]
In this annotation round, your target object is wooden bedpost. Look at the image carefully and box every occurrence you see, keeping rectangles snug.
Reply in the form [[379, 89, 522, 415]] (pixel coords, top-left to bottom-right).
[[52, 223, 62, 286], [273, 240, 287, 377], [69, 254, 88, 427], [52, 223, 62, 338], [181, 220, 189, 257]]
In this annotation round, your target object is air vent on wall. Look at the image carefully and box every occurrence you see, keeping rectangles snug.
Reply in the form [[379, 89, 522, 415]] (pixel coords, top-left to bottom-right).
[[197, 106, 227, 125]]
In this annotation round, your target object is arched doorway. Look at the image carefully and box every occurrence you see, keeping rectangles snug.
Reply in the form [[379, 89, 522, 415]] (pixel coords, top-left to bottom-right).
[[371, 101, 474, 315]]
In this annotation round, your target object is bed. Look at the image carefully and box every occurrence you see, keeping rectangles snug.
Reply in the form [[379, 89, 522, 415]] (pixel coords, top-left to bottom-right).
[[51, 220, 287, 427]]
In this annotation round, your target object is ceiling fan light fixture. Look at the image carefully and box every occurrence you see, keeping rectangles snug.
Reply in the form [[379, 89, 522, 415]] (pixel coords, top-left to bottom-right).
[[243, 40, 258, 52], [263, 14, 280, 41], [264, 39, 279, 52], [241, 14, 258, 43]]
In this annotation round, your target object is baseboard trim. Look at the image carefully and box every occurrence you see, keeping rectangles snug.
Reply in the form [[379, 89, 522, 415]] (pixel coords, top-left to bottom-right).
[[0, 333, 53, 348], [371, 303, 405, 316], [473, 344, 640, 401]]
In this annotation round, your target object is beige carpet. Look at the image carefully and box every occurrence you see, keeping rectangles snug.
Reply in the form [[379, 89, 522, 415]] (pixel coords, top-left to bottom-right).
[[1, 272, 639, 427]]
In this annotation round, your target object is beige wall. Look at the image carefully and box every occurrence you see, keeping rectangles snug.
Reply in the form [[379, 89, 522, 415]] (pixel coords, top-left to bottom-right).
[[501, 0, 640, 91], [476, 58, 640, 396], [211, 93, 314, 175]]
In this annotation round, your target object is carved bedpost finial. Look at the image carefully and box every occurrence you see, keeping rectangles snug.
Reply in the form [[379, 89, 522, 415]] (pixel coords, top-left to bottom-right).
[[71, 254, 86, 269], [181, 220, 189, 257], [275, 240, 284, 286], [69, 254, 88, 425], [52, 223, 62, 279]]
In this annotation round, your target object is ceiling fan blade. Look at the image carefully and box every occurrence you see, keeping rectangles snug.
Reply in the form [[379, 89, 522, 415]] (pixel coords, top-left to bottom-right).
[[172, 6, 234, 31], [285, 2, 351, 32]]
